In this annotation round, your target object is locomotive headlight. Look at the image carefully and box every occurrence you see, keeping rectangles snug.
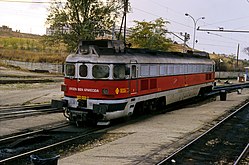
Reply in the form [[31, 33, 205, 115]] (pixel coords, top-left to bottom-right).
[[61, 84, 67, 92], [102, 88, 109, 95]]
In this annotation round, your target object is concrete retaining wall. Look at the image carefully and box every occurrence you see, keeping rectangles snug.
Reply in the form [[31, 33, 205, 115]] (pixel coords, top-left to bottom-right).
[[1, 60, 63, 73], [215, 71, 244, 79]]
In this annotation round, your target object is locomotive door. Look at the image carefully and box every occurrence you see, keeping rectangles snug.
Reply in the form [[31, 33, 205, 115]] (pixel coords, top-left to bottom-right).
[[76, 63, 87, 97], [76, 63, 81, 97], [129, 65, 138, 95]]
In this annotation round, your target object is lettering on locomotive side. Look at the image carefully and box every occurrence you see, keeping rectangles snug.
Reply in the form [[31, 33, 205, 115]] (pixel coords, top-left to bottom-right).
[[69, 87, 77, 91], [69, 87, 99, 93], [84, 88, 99, 93]]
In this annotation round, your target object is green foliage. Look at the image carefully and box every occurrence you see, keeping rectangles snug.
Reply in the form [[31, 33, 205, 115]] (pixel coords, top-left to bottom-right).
[[127, 18, 173, 51], [46, 0, 124, 51], [244, 47, 249, 55]]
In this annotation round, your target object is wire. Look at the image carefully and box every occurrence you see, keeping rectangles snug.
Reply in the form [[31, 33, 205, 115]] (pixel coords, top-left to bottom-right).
[[202, 16, 249, 27], [0, 0, 50, 3], [149, 0, 184, 17], [0, 0, 66, 3], [198, 43, 239, 49], [132, 7, 191, 29], [132, 5, 249, 53]]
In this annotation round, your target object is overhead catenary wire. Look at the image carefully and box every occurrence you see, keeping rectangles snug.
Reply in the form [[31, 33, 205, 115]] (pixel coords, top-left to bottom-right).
[[149, 0, 185, 17], [0, 0, 53, 3], [131, 5, 249, 50], [132, 7, 192, 29]]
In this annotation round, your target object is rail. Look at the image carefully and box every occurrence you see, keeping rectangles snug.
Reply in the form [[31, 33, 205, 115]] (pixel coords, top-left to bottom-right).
[[0, 124, 101, 164], [234, 143, 249, 165], [157, 101, 249, 164], [0, 104, 63, 121]]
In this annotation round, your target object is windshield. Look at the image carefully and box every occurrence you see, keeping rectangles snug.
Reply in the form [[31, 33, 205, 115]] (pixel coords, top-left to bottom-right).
[[65, 64, 75, 77], [113, 64, 126, 79], [92, 64, 110, 78], [79, 64, 87, 77]]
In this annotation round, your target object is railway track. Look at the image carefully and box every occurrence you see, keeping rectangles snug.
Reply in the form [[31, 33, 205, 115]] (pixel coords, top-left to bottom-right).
[[0, 122, 102, 165], [234, 143, 249, 165], [0, 104, 63, 121], [157, 101, 249, 165], [0, 83, 248, 164]]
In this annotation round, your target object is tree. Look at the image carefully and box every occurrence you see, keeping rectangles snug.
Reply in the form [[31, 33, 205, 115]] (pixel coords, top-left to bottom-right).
[[127, 18, 172, 51], [244, 47, 249, 55], [46, 0, 124, 51]]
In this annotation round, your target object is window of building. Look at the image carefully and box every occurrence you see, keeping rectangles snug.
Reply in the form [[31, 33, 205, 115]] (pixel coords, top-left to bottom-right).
[[79, 64, 87, 77], [65, 64, 75, 77], [92, 64, 109, 78]]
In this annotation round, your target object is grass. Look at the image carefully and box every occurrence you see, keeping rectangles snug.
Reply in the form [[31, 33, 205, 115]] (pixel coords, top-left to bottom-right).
[[0, 49, 66, 63], [0, 33, 68, 64]]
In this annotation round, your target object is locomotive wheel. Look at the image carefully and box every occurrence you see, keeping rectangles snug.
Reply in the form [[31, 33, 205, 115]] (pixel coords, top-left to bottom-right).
[[156, 97, 166, 112], [133, 102, 145, 116]]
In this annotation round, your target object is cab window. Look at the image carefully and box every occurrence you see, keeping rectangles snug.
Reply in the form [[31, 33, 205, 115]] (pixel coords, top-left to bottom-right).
[[65, 64, 75, 77], [131, 65, 137, 78], [113, 64, 127, 79], [79, 65, 87, 77], [92, 64, 109, 78]]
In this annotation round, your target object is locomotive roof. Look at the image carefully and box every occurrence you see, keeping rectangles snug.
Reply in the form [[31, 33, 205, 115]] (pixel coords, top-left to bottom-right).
[[66, 40, 213, 64]]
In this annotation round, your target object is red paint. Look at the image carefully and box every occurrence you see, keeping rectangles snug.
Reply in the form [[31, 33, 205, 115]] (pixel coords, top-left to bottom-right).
[[64, 72, 214, 99]]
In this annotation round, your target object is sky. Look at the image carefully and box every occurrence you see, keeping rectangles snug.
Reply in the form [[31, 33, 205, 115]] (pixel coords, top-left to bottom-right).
[[1, 0, 249, 59]]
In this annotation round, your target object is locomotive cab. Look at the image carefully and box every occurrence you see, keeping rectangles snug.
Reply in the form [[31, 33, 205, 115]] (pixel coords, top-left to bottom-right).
[[62, 40, 134, 125]]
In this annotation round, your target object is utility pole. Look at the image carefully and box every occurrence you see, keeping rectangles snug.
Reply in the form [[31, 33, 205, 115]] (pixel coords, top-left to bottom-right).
[[185, 13, 205, 50], [169, 32, 190, 52], [183, 32, 190, 48], [118, 0, 128, 45], [236, 43, 240, 68], [180, 32, 190, 52]]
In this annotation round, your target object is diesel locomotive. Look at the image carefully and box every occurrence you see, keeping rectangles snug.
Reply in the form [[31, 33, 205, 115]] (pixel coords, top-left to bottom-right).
[[61, 40, 215, 125]]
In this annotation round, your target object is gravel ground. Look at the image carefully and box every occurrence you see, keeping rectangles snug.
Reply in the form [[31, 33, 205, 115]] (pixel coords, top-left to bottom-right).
[[0, 66, 66, 136], [0, 66, 63, 107]]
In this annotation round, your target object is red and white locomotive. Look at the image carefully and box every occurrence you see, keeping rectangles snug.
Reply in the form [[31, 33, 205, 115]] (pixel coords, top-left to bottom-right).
[[61, 40, 215, 125]]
